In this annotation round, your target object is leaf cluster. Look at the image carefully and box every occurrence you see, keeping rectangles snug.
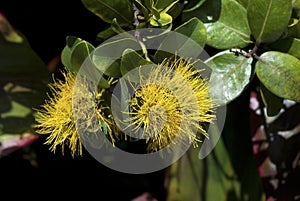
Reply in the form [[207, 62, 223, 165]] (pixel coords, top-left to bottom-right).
[[62, 0, 300, 117]]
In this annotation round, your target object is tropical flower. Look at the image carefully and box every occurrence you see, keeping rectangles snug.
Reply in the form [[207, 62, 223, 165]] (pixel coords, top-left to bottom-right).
[[34, 57, 216, 156], [124, 57, 216, 152], [34, 68, 113, 157]]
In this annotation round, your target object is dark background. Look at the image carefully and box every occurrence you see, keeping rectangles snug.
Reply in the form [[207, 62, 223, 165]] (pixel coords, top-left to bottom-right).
[[0, 1, 166, 200]]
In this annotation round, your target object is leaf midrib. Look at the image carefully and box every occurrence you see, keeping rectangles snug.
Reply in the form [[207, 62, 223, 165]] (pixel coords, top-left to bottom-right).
[[257, 0, 273, 42], [218, 21, 249, 39], [221, 57, 250, 83]]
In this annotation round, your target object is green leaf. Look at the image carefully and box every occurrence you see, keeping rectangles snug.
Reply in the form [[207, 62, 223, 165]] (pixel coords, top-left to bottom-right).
[[98, 59, 122, 78], [154, 18, 206, 63], [150, 12, 173, 26], [121, 48, 153, 75], [181, 0, 221, 23], [268, 37, 300, 59], [93, 37, 140, 77], [0, 19, 50, 157], [154, 0, 183, 19], [96, 27, 117, 42], [61, 36, 82, 71], [247, 0, 292, 44], [150, 5, 161, 20], [0, 14, 23, 43], [0, 89, 11, 113], [0, 35, 49, 83], [111, 18, 126, 34], [61, 36, 110, 88], [81, 0, 134, 26], [288, 18, 300, 28], [293, 0, 300, 9], [166, 128, 243, 201], [70, 40, 95, 72], [167, 1, 185, 20], [236, 0, 248, 8], [175, 17, 207, 48], [9, 89, 48, 109], [154, 0, 178, 11], [134, 0, 149, 17], [182, 0, 206, 13], [205, 49, 253, 105], [98, 78, 111, 89], [204, 0, 251, 49], [0, 100, 33, 135], [0, 75, 49, 138], [120, 49, 153, 82], [158, 0, 179, 13], [256, 51, 300, 101], [287, 23, 299, 37], [221, 94, 266, 201], [141, 0, 154, 11], [260, 83, 284, 116], [287, 22, 300, 38]]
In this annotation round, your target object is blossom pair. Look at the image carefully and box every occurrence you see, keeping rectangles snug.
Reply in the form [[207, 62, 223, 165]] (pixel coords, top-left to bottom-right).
[[34, 58, 216, 157]]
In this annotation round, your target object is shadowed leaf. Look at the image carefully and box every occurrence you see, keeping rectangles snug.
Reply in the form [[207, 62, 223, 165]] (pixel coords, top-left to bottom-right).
[[81, 0, 134, 26]]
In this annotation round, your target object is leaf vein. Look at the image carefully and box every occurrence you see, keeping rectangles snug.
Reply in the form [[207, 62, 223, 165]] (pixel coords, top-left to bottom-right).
[[257, 0, 273, 42], [218, 22, 249, 38]]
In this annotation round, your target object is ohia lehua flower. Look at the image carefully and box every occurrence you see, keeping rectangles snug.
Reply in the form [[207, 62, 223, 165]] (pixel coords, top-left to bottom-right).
[[34, 68, 114, 157], [122, 57, 216, 152], [34, 57, 216, 156]]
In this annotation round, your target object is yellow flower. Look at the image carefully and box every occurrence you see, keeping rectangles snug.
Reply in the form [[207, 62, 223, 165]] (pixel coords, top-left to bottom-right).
[[125, 58, 216, 152], [34, 68, 113, 157]]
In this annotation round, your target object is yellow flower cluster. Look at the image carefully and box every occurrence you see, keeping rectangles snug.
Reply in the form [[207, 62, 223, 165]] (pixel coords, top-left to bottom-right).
[[34, 57, 216, 156], [125, 58, 215, 152], [34, 68, 113, 157]]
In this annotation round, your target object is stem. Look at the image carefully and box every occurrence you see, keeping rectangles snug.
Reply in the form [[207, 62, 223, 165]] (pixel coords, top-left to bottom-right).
[[134, 30, 151, 62], [230, 44, 260, 59], [133, 3, 140, 27]]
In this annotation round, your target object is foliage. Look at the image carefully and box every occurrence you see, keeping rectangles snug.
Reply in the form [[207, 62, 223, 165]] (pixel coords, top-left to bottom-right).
[[55, 0, 299, 200], [0, 14, 50, 157], [1, 0, 300, 200], [63, 0, 300, 110]]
